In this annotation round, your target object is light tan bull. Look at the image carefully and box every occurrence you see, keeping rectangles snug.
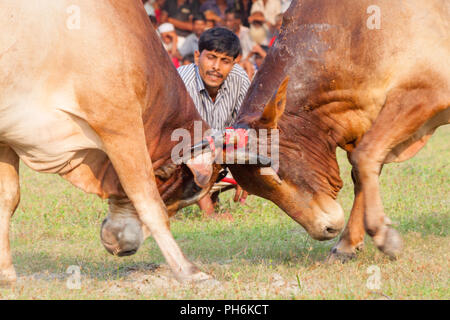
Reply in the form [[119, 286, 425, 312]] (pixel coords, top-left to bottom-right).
[[0, 0, 221, 284]]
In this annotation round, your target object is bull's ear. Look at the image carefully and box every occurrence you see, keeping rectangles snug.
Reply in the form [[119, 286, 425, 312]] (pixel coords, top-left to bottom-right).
[[186, 152, 214, 188], [259, 76, 289, 128]]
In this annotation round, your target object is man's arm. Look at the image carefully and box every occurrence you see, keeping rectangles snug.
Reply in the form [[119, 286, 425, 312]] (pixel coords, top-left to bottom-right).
[[167, 17, 193, 32], [160, 3, 194, 33]]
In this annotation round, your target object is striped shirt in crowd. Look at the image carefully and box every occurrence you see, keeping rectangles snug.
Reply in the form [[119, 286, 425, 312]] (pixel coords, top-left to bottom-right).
[[177, 63, 251, 131]]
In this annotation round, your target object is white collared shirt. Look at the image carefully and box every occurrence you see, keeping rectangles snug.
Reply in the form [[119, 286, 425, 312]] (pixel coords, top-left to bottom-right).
[[177, 63, 250, 131]]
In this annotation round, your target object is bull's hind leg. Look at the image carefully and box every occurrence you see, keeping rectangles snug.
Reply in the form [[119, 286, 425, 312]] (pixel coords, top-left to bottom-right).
[[0, 147, 20, 285], [351, 87, 448, 258]]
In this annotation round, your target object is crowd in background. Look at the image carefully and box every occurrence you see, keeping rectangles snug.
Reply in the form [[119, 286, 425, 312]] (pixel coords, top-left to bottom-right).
[[142, 0, 291, 79]]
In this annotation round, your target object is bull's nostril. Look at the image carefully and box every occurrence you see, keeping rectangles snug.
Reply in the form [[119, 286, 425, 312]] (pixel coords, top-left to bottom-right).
[[326, 227, 338, 234]]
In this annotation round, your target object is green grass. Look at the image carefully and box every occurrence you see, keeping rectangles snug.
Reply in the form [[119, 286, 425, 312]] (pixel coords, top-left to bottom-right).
[[0, 127, 448, 299]]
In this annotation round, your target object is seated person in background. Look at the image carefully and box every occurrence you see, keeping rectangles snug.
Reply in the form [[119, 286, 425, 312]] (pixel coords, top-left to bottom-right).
[[181, 53, 195, 65], [160, 0, 200, 47], [234, 10, 269, 78], [248, 11, 271, 46], [224, 8, 252, 58], [157, 23, 180, 68], [177, 27, 251, 218], [204, 10, 223, 29], [200, 0, 235, 21], [246, 43, 268, 72], [250, 0, 281, 29], [229, 0, 252, 27], [224, 8, 255, 79], [178, 13, 206, 59], [142, 0, 166, 24]]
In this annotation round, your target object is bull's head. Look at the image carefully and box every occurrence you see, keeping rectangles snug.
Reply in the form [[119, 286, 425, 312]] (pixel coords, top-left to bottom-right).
[[228, 77, 345, 240], [99, 136, 272, 257]]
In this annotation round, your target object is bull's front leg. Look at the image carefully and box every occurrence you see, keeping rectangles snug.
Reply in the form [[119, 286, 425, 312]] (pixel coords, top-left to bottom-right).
[[0, 147, 20, 285], [92, 116, 210, 283], [328, 166, 366, 262]]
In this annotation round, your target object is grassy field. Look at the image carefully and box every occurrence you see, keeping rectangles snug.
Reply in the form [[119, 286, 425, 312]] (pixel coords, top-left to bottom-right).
[[0, 126, 448, 300]]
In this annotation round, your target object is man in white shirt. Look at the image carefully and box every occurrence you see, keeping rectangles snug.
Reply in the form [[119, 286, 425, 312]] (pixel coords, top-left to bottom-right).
[[178, 27, 251, 217]]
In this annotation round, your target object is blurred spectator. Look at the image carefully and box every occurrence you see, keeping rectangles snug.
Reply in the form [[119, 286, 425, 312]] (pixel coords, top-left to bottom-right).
[[204, 10, 222, 29], [229, 0, 252, 27], [181, 53, 195, 65], [248, 11, 270, 46], [200, 0, 235, 21], [224, 9, 252, 61], [160, 0, 200, 47], [178, 13, 206, 58], [268, 12, 283, 47], [281, 0, 292, 13], [224, 9, 255, 79], [158, 23, 180, 68], [246, 43, 268, 71], [143, 0, 166, 23], [250, 0, 281, 28], [143, 0, 155, 16]]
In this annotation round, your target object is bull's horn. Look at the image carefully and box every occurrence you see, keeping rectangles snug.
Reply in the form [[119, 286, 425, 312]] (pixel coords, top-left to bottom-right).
[[190, 139, 211, 153], [224, 148, 272, 166], [260, 167, 282, 185]]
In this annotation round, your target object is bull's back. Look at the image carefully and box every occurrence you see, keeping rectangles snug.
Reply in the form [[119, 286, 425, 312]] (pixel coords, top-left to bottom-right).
[[0, 0, 154, 173], [287, 0, 449, 87]]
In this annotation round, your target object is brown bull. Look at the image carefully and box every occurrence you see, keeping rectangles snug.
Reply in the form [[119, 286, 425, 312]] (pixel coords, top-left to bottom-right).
[[230, 0, 449, 259], [0, 0, 238, 284]]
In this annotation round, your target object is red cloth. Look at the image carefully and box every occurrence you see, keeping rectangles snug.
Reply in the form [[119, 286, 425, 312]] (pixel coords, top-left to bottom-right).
[[269, 36, 276, 47], [224, 127, 248, 149], [171, 56, 179, 68], [221, 177, 237, 185]]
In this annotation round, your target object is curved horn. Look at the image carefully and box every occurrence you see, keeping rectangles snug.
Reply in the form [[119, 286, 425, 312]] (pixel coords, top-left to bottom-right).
[[223, 148, 273, 166], [260, 167, 282, 185]]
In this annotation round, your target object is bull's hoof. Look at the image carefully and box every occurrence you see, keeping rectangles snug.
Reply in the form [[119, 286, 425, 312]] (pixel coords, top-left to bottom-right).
[[326, 240, 364, 263], [326, 247, 357, 263], [0, 267, 17, 287], [176, 271, 213, 283], [378, 227, 403, 259]]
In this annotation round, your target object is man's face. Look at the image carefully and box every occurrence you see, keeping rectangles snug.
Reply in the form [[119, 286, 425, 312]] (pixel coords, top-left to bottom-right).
[[193, 20, 206, 37], [224, 13, 239, 33], [249, 22, 268, 45], [195, 50, 235, 90], [161, 32, 172, 45]]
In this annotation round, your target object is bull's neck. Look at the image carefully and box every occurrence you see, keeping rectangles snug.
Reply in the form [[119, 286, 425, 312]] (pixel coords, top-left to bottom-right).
[[280, 110, 344, 197], [141, 67, 205, 167]]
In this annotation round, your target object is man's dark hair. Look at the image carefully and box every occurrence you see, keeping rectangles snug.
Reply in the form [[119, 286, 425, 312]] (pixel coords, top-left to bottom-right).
[[192, 13, 206, 23], [225, 8, 241, 21], [182, 53, 195, 64], [198, 27, 242, 59]]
